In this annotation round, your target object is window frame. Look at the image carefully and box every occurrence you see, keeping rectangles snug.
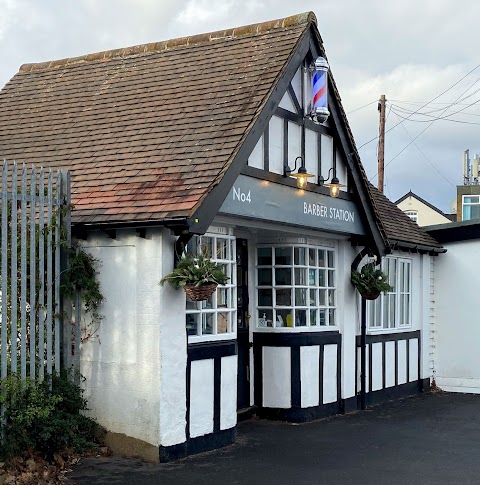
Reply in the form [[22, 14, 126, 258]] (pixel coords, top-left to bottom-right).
[[404, 210, 418, 223], [462, 195, 480, 221], [185, 231, 237, 343], [367, 256, 412, 333], [255, 243, 337, 332]]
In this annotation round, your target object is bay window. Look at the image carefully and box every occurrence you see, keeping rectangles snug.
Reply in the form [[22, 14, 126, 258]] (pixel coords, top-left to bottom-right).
[[368, 257, 411, 331], [185, 232, 236, 341], [256, 244, 336, 329]]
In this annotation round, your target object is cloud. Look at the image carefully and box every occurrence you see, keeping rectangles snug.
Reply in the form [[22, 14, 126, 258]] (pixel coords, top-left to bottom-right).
[[1, 0, 479, 212]]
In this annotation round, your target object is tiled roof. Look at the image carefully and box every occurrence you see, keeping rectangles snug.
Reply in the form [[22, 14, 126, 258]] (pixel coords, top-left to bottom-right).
[[369, 184, 442, 249], [0, 13, 313, 224]]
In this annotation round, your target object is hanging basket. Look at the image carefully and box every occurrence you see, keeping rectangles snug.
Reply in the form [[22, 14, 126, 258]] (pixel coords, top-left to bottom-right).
[[184, 283, 218, 301], [360, 288, 381, 300]]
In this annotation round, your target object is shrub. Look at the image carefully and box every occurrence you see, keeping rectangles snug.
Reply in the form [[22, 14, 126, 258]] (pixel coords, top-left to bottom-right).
[[0, 371, 97, 460]]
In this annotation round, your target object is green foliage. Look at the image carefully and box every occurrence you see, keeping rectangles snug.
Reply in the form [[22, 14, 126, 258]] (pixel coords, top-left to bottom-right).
[[351, 263, 394, 295], [0, 371, 96, 460], [160, 252, 229, 289], [62, 244, 104, 329]]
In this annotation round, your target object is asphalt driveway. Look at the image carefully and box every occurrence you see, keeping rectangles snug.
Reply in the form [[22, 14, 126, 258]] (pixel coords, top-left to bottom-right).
[[69, 392, 480, 484]]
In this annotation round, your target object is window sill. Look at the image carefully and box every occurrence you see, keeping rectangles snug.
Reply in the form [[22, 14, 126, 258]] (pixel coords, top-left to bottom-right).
[[188, 333, 237, 344], [254, 326, 338, 333], [367, 326, 412, 335]]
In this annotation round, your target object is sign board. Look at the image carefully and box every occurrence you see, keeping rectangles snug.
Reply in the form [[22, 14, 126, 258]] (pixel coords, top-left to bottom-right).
[[219, 175, 365, 235]]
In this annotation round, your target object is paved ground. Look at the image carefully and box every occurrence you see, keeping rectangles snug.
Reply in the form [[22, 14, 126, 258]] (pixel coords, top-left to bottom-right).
[[69, 392, 480, 484]]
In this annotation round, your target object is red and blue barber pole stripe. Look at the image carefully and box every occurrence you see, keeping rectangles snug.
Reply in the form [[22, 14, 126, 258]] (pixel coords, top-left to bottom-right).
[[310, 57, 330, 124], [312, 70, 327, 111]]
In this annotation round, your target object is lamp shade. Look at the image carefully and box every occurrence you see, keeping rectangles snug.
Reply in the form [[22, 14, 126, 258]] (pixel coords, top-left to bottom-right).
[[290, 166, 314, 189]]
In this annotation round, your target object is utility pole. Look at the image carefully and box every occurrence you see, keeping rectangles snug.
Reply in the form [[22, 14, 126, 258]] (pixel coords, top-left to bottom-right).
[[377, 94, 386, 193]]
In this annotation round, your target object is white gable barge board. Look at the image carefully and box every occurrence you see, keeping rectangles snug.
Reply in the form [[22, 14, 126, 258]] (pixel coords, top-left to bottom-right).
[[219, 175, 365, 235]]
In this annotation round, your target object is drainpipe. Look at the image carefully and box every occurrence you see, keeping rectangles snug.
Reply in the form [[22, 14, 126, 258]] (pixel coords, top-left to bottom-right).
[[351, 247, 371, 410]]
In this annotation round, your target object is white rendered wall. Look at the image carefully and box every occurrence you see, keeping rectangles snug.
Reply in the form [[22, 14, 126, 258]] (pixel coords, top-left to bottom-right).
[[81, 228, 187, 449], [189, 359, 214, 438], [323, 344, 338, 403], [338, 241, 357, 401], [220, 355, 238, 430], [434, 240, 480, 393], [263, 346, 291, 408], [300, 346, 320, 408]]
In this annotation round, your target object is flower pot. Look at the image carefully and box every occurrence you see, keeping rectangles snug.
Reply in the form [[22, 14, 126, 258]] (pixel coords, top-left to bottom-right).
[[184, 283, 218, 301], [360, 288, 381, 300]]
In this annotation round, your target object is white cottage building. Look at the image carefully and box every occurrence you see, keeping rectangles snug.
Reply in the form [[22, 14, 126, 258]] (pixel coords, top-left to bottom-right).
[[0, 12, 444, 462]]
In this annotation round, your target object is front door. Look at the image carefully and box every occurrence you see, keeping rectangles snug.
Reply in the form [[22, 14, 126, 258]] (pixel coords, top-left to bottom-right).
[[236, 238, 250, 409]]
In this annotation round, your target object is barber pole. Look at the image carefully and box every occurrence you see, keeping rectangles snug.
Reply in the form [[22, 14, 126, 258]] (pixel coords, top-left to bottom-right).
[[310, 57, 330, 124]]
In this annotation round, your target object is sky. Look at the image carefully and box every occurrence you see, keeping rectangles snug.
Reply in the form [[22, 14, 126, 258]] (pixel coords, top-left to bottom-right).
[[1, 0, 479, 213]]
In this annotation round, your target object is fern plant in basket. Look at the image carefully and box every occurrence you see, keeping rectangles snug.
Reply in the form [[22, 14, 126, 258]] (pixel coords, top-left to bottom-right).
[[160, 252, 229, 301], [351, 263, 394, 300]]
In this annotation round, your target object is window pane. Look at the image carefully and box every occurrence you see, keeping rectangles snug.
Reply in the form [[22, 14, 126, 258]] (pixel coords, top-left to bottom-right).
[[275, 247, 292, 265], [276, 309, 292, 327], [327, 251, 334, 268], [257, 247, 272, 265], [258, 310, 273, 327], [309, 248, 316, 266], [186, 295, 199, 311], [200, 237, 214, 258], [187, 314, 200, 336], [216, 238, 228, 260], [404, 263, 410, 291], [310, 309, 317, 326], [318, 250, 326, 267], [309, 289, 317, 306], [276, 288, 292, 306], [328, 308, 335, 326], [275, 268, 292, 285], [258, 289, 272, 306], [404, 295, 410, 325], [309, 269, 316, 286], [328, 270, 335, 287], [295, 268, 307, 285], [387, 259, 397, 287], [295, 288, 307, 306], [295, 309, 307, 327], [319, 270, 326, 287], [201, 293, 214, 309], [202, 313, 214, 335], [389, 294, 396, 328], [319, 309, 326, 326], [217, 288, 228, 308], [294, 247, 306, 265], [328, 289, 335, 306], [258, 268, 272, 286], [319, 289, 326, 305], [218, 313, 229, 333]]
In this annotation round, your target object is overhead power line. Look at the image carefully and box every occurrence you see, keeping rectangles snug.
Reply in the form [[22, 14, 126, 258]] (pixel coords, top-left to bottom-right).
[[356, 64, 480, 150], [347, 100, 377, 115]]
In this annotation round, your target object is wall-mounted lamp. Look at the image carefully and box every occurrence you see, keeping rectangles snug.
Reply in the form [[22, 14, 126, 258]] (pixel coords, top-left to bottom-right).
[[318, 168, 345, 198], [284, 156, 315, 189]]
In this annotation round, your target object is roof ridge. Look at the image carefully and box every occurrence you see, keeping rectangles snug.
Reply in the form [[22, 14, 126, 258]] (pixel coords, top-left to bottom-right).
[[19, 11, 316, 74]]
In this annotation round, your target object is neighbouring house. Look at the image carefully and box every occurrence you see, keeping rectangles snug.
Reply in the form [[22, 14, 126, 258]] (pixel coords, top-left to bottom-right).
[[0, 12, 444, 462], [395, 191, 454, 226], [426, 220, 480, 393]]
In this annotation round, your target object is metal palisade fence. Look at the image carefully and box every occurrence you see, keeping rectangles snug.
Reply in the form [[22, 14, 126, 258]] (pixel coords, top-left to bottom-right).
[[0, 161, 77, 382]]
